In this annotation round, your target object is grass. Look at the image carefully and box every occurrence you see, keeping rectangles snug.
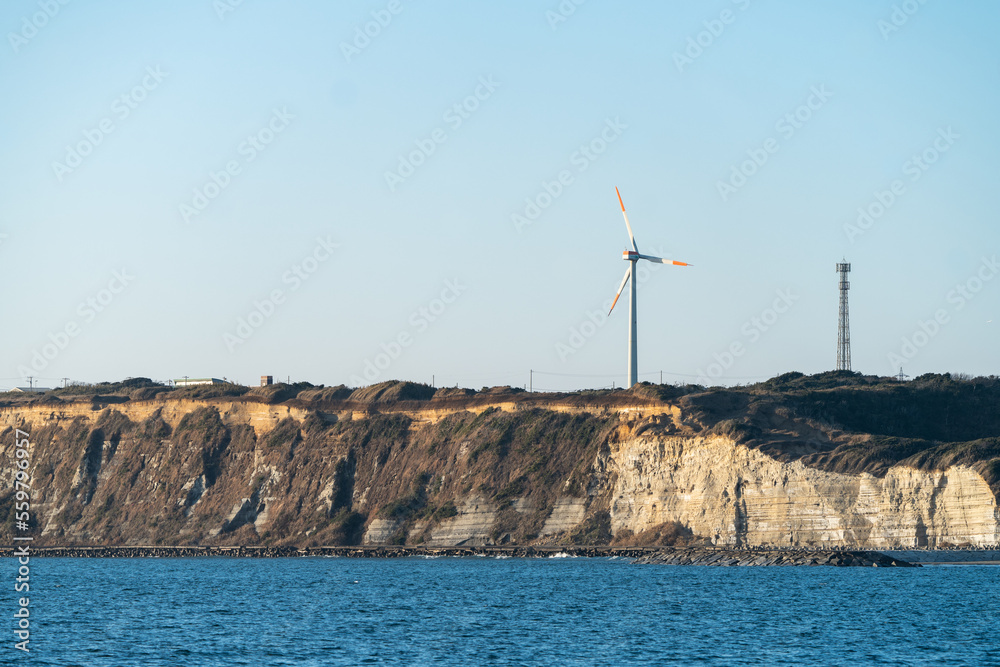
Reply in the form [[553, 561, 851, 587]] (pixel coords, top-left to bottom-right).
[[378, 473, 431, 520], [262, 418, 301, 449], [569, 511, 612, 545]]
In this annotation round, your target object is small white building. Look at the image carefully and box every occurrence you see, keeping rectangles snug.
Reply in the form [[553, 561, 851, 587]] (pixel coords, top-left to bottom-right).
[[173, 378, 226, 387]]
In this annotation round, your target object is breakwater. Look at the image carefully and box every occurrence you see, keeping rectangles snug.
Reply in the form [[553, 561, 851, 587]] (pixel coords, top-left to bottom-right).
[[0, 544, 923, 565], [880, 549, 1000, 564], [0, 545, 649, 559], [632, 547, 918, 567]]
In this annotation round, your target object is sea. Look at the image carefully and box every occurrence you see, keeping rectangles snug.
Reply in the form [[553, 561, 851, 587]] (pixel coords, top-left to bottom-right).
[[4, 556, 998, 666]]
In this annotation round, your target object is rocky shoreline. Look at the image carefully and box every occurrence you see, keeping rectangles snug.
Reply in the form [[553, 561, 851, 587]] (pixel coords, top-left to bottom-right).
[[0, 544, 923, 566]]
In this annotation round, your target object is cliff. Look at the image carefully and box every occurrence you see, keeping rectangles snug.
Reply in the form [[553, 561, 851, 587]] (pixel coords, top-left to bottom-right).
[[1, 372, 998, 549]]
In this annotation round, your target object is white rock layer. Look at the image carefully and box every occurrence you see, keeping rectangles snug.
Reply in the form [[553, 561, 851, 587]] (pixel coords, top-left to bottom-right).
[[604, 435, 1000, 548]]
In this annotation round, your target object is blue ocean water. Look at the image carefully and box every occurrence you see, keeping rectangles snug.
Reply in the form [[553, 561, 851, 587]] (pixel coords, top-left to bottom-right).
[[3, 556, 998, 666]]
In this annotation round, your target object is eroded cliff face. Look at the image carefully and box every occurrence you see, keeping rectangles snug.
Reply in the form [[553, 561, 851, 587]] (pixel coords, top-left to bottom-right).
[[0, 394, 997, 549], [603, 435, 1000, 548]]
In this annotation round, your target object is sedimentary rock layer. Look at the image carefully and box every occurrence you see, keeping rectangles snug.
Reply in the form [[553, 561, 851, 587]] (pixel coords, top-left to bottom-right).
[[605, 435, 1000, 548]]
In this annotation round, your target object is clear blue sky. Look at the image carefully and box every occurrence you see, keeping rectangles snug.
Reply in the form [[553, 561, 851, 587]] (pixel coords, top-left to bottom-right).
[[2, 0, 997, 391]]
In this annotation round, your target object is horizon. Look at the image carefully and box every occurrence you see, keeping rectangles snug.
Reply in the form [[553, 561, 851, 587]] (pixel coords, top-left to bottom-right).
[[3, 1, 998, 392]]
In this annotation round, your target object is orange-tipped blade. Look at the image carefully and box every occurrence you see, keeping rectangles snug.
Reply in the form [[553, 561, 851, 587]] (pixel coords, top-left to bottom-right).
[[608, 293, 621, 316], [608, 268, 631, 315], [615, 186, 638, 253], [638, 253, 691, 267]]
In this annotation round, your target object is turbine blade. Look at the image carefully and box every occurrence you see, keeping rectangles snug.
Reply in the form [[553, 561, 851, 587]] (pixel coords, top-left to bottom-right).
[[637, 253, 691, 267], [608, 268, 631, 315], [615, 187, 639, 253]]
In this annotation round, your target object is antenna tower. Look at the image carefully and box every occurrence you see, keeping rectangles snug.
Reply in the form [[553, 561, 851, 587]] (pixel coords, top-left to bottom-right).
[[836, 262, 851, 371]]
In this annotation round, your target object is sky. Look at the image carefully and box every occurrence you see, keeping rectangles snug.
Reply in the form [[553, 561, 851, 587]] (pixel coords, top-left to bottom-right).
[[1, 0, 998, 392]]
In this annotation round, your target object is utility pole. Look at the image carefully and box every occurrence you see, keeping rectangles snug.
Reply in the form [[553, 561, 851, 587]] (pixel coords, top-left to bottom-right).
[[26, 376, 33, 390], [896, 367, 909, 382], [62, 377, 70, 388]]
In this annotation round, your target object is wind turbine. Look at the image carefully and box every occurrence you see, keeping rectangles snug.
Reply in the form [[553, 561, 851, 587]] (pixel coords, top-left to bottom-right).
[[607, 187, 691, 388]]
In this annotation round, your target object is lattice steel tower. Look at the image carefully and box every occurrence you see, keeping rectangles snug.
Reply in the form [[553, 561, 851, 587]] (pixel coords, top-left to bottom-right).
[[836, 262, 851, 371]]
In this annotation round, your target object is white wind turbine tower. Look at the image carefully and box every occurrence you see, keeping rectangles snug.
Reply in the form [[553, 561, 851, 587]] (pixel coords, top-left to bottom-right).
[[607, 187, 691, 388]]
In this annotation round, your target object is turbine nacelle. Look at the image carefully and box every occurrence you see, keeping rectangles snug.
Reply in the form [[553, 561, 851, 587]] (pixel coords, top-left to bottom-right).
[[623, 250, 639, 262]]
